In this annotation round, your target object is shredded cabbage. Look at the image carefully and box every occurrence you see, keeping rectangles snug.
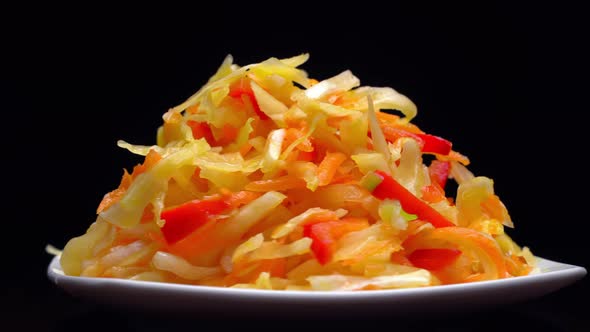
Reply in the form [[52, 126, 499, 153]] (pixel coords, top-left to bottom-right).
[[307, 269, 432, 291], [58, 54, 534, 291]]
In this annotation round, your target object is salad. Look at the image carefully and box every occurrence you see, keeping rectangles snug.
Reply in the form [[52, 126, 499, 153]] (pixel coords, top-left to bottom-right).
[[58, 54, 535, 291]]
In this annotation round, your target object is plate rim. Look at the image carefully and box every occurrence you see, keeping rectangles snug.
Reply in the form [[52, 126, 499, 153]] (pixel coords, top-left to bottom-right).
[[47, 255, 586, 299]]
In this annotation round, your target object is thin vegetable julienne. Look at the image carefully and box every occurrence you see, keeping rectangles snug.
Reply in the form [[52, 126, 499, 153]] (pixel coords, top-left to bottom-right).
[[58, 54, 533, 291], [364, 170, 455, 228]]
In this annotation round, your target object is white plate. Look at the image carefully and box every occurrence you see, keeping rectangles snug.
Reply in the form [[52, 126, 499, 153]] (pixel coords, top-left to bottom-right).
[[47, 255, 585, 317]]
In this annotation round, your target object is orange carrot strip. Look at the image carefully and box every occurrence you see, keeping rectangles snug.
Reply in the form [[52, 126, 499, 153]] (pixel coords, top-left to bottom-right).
[[97, 151, 162, 213], [131, 150, 163, 179], [256, 258, 288, 279], [317, 152, 348, 186], [330, 173, 357, 185], [421, 184, 446, 203], [119, 169, 133, 189], [505, 254, 533, 277], [168, 218, 230, 261], [376, 112, 424, 134], [224, 191, 262, 209], [97, 187, 127, 214], [436, 150, 470, 166], [480, 194, 506, 220], [283, 127, 313, 152], [245, 176, 307, 192]]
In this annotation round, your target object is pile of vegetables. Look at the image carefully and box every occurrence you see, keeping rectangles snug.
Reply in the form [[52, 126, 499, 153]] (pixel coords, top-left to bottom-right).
[[59, 54, 535, 290]]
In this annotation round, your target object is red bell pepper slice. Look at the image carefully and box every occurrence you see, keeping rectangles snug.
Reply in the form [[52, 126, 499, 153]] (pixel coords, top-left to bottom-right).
[[380, 126, 452, 155], [303, 223, 334, 265], [428, 160, 450, 189], [187, 120, 215, 144], [229, 78, 269, 120], [421, 160, 450, 203], [407, 248, 462, 270], [160, 197, 229, 244], [303, 218, 369, 265], [416, 133, 452, 156], [367, 170, 455, 228]]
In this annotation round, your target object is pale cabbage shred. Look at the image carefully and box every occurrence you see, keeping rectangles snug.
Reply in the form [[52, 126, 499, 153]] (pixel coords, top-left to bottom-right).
[[59, 54, 532, 291]]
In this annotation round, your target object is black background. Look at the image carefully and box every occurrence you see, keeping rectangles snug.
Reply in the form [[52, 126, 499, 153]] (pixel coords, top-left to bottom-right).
[[3, 3, 589, 331]]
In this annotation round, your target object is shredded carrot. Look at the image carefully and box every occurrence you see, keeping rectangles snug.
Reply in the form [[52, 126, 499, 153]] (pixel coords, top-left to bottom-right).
[[98, 169, 133, 214], [505, 254, 533, 277], [331, 92, 358, 108], [186, 103, 200, 114], [224, 190, 262, 209], [132, 150, 163, 179], [168, 218, 229, 261], [377, 112, 424, 134], [481, 194, 508, 221], [437, 150, 470, 165], [283, 127, 313, 152], [329, 173, 357, 185], [62, 54, 533, 290], [257, 258, 287, 278], [327, 217, 370, 238], [120, 169, 133, 189], [317, 152, 348, 186], [245, 175, 307, 192], [421, 184, 446, 203], [97, 187, 127, 214], [97, 151, 162, 213]]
